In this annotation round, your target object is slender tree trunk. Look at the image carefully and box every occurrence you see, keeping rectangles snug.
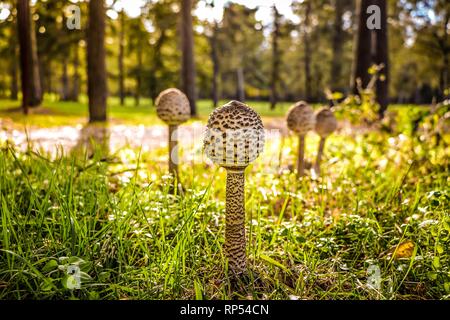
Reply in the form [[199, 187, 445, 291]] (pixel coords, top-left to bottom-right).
[[331, 0, 344, 92], [71, 42, 80, 101], [87, 0, 107, 122], [211, 21, 219, 109], [118, 10, 125, 106], [10, 48, 19, 101], [303, 0, 312, 101], [149, 31, 166, 103], [374, 0, 389, 118], [351, 0, 374, 94], [46, 61, 52, 94], [270, 5, 281, 110], [135, 44, 142, 107], [17, 0, 31, 114], [236, 67, 245, 102], [29, 12, 42, 107], [181, 0, 197, 116], [8, 24, 19, 100], [61, 57, 69, 100], [439, 12, 449, 99]]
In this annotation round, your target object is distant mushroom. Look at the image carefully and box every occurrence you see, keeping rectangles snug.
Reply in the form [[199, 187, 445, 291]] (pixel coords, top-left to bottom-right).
[[203, 101, 265, 275], [286, 101, 315, 177], [314, 108, 337, 176], [155, 88, 191, 182]]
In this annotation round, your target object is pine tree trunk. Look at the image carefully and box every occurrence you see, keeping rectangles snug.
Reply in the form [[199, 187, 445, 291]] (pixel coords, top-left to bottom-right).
[[118, 10, 125, 106], [331, 0, 345, 93], [61, 57, 69, 101], [17, 0, 31, 114], [71, 42, 80, 101], [374, 0, 389, 118], [211, 21, 219, 109], [304, 0, 312, 101], [87, 0, 107, 122], [181, 0, 197, 116], [29, 11, 42, 107], [236, 67, 245, 102], [10, 48, 18, 101], [135, 44, 142, 107], [351, 0, 374, 94], [270, 5, 281, 110]]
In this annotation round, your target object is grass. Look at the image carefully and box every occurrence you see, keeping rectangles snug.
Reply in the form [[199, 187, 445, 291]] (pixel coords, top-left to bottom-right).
[[0, 100, 449, 300]]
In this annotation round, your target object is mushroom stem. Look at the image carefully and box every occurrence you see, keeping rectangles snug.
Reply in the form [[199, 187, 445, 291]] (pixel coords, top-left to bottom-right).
[[168, 124, 179, 179], [297, 135, 305, 177], [225, 169, 247, 274], [315, 137, 326, 176]]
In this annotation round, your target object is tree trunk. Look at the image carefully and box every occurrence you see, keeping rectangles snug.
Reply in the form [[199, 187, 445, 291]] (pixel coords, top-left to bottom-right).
[[10, 47, 19, 101], [87, 0, 107, 122], [29, 11, 42, 107], [17, 0, 31, 114], [236, 67, 245, 102], [71, 42, 80, 101], [303, 0, 312, 101], [181, 0, 197, 116], [331, 0, 345, 92], [118, 10, 125, 106], [61, 57, 69, 100], [374, 0, 389, 118], [149, 30, 166, 104], [270, 5, 281, 110], [210, 21, 219, 109], [351, 0, 374, 94], [135, 44, 142, 107]]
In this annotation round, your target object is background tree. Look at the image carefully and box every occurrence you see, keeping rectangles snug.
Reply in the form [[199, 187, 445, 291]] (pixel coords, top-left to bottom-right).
[[17, 0, 42, 113], [181, 0, 197, 115], [87, 0, 107, 122], [374, 0, 389, 117], [118, 9, 125, 106], [351, 0, 374, 94], [270, 5, 281, 110]]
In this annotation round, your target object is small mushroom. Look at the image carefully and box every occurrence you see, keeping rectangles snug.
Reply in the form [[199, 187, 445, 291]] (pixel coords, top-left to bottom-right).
[[203, 101, 265, 275], [314, 108, 337, 176], [155, 88, 191, 181], [286, 101, 315, 177]]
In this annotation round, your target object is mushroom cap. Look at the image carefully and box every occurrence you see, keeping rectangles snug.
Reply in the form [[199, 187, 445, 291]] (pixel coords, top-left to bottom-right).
[[286, 101, 315, 135], [437, 111, 450, 135], [155, 88, 191, 125], [203, 101, 265, 170], [315, 108, 338, 137]]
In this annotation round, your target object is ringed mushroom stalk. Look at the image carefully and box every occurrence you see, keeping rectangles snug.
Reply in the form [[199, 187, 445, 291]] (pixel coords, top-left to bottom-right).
[[286, 102, 315, 177], [204, 101, 265, 275], [314, 108, 337, 176], [155, 88, 191, 186]]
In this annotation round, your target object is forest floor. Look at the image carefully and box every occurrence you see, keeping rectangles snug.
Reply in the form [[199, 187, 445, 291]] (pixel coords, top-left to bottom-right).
[[0, 99, 449, 300]]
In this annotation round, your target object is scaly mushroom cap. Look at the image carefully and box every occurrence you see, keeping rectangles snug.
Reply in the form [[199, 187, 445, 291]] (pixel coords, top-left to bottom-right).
[[155, 88, 191, 125], [204, 101, 265, 170], [315, 108, 338, 138], [286, 101, 315, 135], [437, 111, 450, 135]]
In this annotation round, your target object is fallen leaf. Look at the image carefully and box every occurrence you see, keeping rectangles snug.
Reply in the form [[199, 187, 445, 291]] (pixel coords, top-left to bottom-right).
[[392, 240, 415, 259]]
